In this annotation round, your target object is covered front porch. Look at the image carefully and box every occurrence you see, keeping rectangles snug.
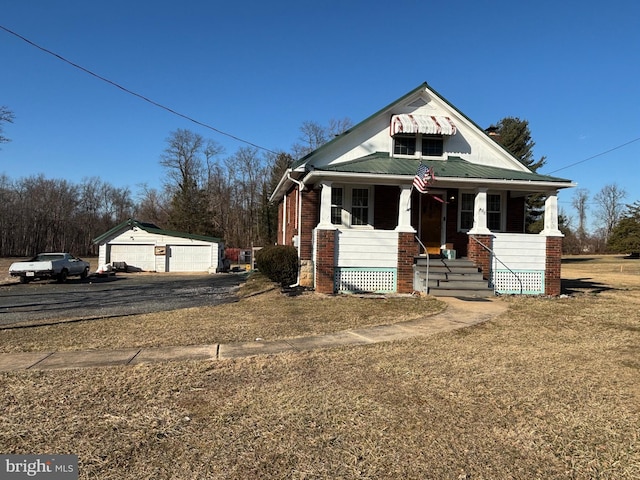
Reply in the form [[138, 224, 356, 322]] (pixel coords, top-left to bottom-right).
[[312, 180, 565, 296]]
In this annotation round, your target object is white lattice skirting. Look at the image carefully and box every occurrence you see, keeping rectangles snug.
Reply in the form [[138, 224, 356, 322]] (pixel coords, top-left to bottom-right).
[[493, 270, 545, 295], [334, 268, 397, 293]]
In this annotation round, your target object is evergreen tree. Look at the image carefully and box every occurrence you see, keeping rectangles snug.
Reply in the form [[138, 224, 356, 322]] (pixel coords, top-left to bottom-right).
[[160, 129, 217, 235], [261, 152, 293, 244], [487, 117, 547, 230], [607, 201, 640, 256]]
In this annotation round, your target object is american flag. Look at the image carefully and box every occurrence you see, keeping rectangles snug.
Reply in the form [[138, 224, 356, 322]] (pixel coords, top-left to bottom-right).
[[413, 163, 434, 193]]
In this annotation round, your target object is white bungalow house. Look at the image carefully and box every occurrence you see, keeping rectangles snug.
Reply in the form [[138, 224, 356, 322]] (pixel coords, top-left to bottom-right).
[[269, 83, 575, 296], [93, 219, 225, 273]]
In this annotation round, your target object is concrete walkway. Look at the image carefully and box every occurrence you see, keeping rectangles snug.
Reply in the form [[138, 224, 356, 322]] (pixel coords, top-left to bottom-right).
[[0, 297, 507, 372]]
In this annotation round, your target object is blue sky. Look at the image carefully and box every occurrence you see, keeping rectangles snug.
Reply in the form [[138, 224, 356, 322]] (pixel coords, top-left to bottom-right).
[[1, 0, 639, 228]]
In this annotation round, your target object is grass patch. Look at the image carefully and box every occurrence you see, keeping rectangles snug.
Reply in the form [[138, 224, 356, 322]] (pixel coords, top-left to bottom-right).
[[0, 271, 444, 353], [0, 255, 639, 478]]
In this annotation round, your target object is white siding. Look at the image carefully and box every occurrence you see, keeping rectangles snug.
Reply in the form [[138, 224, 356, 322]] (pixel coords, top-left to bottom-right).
[[336, 230, 398, 268], [490, 233, 546, 294], [491, 233, 546, 270], [167, 245, 213, 272], [311, 87, 528, 173], [98, 244, 107, 268]]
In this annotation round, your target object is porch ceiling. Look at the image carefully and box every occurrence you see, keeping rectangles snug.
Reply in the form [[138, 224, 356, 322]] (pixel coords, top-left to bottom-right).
[[314, 153, 573, 185]]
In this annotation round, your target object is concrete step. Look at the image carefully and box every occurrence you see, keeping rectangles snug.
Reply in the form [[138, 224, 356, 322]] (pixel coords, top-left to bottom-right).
[[428, 287, 494, 298], [414, 256, 493, 297], [428, 279, 491, 289], [415, 257, 475, 267], [428, 267, 482, 279]]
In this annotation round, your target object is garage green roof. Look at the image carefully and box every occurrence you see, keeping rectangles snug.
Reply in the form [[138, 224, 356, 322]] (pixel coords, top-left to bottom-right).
[[314, 153, 572, 184], [92, 219, 222, 245]]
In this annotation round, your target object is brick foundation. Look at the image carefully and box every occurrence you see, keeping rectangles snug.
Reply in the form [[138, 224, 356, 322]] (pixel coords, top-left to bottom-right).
[[315, 229, 336, 294], [545, 236, 563, 296], [397, 232, 419, 293], [467, 234, 494, 280]]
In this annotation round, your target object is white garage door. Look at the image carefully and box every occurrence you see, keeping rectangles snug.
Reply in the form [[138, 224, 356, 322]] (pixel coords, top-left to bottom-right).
[[109, 244, 155, 271], [167, 245, 213, 272]]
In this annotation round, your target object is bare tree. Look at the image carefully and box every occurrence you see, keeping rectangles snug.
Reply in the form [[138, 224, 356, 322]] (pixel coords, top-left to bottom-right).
[[0, 106, 14, 147], [571, 188, 590, 236], [160, 129, 223, 235], [135, 184, 171, 226], [327, 117, 353, 137], [290, 118, 353, 159], [594, 183, 627, 242]]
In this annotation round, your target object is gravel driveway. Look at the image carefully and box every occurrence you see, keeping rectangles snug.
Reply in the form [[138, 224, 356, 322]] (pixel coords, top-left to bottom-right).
[[0, 272, 247, 327]]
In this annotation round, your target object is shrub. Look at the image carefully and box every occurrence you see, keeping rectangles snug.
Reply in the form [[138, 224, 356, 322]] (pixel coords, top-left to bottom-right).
[[255, 245, 299, 286]]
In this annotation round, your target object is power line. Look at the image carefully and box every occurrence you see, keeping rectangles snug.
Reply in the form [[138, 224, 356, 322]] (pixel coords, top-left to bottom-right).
[[0, 24, 278, 155], [548, 137, 640, 174]]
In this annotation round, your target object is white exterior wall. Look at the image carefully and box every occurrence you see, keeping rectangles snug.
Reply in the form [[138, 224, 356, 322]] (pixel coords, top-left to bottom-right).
[[491, 233, 546, 270], [491, 233, 546, 294], [98, 244, 107, 268], [311, 89, 528, 173], [335, 230, 398, 268]]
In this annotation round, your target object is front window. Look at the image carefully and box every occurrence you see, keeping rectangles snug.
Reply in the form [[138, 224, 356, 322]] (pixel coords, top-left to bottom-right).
[[487, 194, 502, 231], [351, 188, 369, 226], [459, 192, 503, 231], [331, 187, 343, 225], [330, 185, 372, 227], [460, 193, 474, 231]]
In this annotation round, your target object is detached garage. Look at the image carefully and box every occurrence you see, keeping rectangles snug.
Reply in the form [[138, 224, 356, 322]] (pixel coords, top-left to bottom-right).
[[93, 219, 225, 273]]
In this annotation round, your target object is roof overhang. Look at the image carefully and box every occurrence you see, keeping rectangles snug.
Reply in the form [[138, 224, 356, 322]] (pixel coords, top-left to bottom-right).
[[269, 169, 575, 203], [299, 170, 576, 192]]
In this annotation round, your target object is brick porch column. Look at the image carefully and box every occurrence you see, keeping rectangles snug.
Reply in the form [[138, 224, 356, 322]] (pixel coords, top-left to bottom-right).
[[545, 236, 562, 296], [315, 229, 336, 294], [397, 232, 419, 293], [467, 234, 494, 281], [541, 191, 563, 296]]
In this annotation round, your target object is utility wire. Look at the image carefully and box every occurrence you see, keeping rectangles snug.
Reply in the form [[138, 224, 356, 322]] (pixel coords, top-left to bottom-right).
[[548, 137, 640, 174], [0, 24, 278, 155]]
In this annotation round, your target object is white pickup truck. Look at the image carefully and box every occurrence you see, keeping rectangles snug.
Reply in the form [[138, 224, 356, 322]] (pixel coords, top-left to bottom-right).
[[9, 253, 91, 284]]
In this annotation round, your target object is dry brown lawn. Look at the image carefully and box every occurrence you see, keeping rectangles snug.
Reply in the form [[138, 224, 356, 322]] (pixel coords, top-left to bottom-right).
[[1, 255, 639, 479], [0, 272, 444, 353]]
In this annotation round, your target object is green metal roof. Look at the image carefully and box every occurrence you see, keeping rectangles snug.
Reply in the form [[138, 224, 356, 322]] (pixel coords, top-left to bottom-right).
[[315, 153, 572, 184], [92, 219, 222, 245]]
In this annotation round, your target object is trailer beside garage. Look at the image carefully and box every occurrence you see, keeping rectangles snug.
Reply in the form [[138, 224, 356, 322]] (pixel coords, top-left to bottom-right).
[[93, 219, 225, 273]]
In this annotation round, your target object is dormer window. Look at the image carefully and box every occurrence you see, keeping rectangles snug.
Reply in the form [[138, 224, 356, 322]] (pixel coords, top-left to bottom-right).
[[393, 134, 443, 157], [390, 114, 455, 157], [393, 135, 416, 155], [421, 135, 443, 156]]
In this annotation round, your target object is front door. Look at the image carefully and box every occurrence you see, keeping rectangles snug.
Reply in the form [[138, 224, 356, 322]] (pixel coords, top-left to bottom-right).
[[419, 193, 445, 255]]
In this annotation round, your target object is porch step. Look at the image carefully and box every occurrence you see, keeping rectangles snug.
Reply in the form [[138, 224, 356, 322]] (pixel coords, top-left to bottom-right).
[[414, 257, 494, 298]]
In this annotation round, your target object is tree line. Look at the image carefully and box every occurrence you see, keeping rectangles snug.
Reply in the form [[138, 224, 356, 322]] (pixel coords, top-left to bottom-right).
[[0, 174, 134, 256], [1, 106, 638, 257], [0, 115, 341, 257]]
